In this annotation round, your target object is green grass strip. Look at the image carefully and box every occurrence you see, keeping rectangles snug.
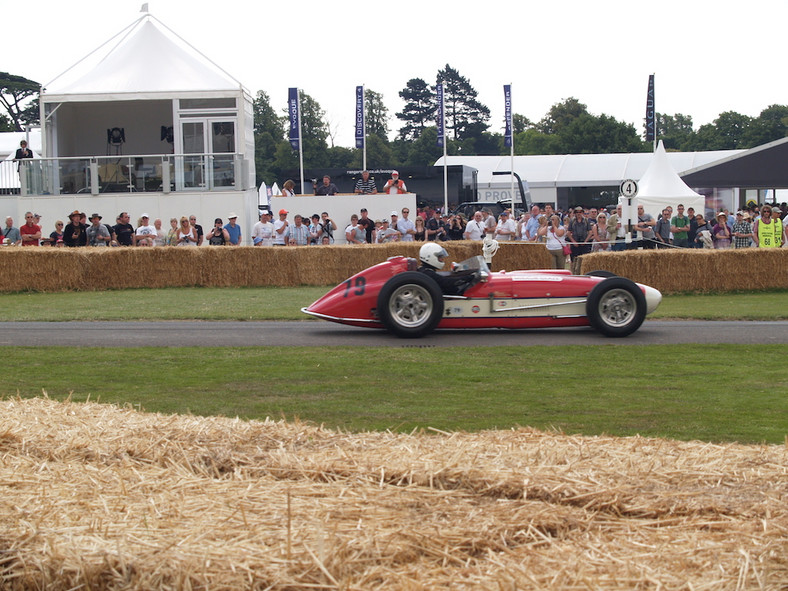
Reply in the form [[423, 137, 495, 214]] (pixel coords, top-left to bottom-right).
[[4, 345, 786, 444]]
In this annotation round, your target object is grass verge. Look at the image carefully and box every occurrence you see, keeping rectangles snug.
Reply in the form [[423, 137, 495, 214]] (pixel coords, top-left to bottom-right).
[[4, 344, 786, 444]]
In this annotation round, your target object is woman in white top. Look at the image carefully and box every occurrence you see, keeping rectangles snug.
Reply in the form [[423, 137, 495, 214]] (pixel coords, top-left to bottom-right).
[[282, 179, 296, 197], [542, 214, 567, 269], [176, 216, 198, 246]]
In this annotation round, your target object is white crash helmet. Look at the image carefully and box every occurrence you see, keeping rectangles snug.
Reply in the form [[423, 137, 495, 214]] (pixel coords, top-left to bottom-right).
[[419, 242, 448, 270]]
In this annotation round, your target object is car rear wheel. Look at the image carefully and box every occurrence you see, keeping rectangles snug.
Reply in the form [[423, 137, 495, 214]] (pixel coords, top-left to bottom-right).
[[586, 277, 646, 337], [377, 272, 444, 338]]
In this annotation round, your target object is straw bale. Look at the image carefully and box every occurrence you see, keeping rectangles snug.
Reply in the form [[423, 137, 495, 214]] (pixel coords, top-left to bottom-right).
[[580, 248, 788, 294], [1, 397, 786, 590], [0, 242, 551, 292]]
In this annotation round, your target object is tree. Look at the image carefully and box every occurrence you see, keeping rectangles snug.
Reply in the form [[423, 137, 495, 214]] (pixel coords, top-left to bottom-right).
[[713, 111, 752, 149], [0, 113, 13, 132], [399, 126, 443, 167], [536, 97, 588, 135], [358, 134, 394, 169], [515, 128, 563, 155], [558, 113, 645, 154], [396, 78, 435, 140], [253, 90, 285, 185], [655, 112, 694, 151], [364, 89, 389, 141], [436, 64, 490, 141], [326, 145, 356, 168], [272, 90, 330, 181], [0, 72, 40, 131], [742, 104, 788, 147], [512, 113, 532, 134]]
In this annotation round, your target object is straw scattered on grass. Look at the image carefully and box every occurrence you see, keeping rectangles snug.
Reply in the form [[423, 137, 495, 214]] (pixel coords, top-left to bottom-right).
[[1, 396, 786, 589]]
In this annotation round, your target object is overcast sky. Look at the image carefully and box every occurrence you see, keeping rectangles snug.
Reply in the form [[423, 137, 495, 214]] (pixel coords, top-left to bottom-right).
[[7, 0, 787, 148]]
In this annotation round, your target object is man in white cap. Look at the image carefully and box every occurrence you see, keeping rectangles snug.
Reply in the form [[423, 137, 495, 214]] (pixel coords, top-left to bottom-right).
[[383, 170, 407, 195], [252, 210, 275, 246], [224, 213, 242, 245], [134, 214, 157, 246]]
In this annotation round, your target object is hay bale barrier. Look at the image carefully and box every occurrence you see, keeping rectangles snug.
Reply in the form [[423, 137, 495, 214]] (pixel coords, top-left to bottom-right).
[[1, 244, 786, 293], [1, 398, 786, 590], [580, 248, 788, 293]]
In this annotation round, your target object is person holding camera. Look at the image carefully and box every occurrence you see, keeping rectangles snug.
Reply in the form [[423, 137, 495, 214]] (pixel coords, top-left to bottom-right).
[[382, 170, 407, 195], [320, 212, 336, 244], [86, 213, 110, 247], [207, 218, 229, 245], [176, 217, 198, 246], [426, 209, 446, 241]]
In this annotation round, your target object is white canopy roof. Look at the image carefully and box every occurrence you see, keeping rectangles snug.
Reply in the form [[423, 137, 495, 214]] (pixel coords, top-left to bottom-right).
[[635, 141, 706, 217], [637, 141, 704, 199], [437, 149, 743, 189], [43, 13, 245, 102]]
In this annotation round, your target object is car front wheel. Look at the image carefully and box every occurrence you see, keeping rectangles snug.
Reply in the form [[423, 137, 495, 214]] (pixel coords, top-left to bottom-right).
[[585, 277, 646, 337]]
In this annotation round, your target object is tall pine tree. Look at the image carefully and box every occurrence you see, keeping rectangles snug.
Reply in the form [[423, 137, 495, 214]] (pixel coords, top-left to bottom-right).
[[436, 64, 490, 141], [396, 78, 435, 140]]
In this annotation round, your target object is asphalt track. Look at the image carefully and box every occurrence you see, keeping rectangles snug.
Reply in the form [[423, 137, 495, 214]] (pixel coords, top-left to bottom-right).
[[1, 320, 787, 347]]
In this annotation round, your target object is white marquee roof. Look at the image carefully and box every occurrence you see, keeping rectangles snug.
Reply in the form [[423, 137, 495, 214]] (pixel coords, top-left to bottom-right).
[[437, 149, 743, 189], [638, 141, 703, 199], [42, 13, 245, 102]]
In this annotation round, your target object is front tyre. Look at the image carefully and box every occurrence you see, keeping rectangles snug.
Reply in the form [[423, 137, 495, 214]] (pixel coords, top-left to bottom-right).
[[586, 277, 646, 337], [377, 272, 444, 338]]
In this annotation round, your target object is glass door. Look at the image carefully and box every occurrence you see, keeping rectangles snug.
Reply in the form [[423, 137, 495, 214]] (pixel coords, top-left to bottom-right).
[[181, 121, 206, 189], [210, 121, 236, 188]]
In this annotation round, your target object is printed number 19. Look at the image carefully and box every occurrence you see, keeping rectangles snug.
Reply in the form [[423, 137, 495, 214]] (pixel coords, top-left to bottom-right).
[[343, 276, 366, 297]]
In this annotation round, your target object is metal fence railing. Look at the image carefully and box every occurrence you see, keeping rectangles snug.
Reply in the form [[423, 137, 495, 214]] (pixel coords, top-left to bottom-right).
[[2, 153, 250, 197]]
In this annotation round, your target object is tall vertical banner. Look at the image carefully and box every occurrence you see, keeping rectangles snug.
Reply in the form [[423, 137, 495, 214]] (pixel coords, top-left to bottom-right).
[[288, 87, 305, 194], [355, 86, 365, 150], [645, 74, 655, 145], [288, 87, 300, 151], [503, 84, 513, 148], [436, 83, 445, 148], [436, 82, 447, 212]]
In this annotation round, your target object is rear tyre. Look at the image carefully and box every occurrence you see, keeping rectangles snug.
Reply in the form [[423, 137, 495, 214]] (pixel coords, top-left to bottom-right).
[[377, 272, 444, 338], [586, 277, 646, 337]]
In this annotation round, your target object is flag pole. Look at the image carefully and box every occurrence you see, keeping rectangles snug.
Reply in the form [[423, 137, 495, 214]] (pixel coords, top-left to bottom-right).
[[508, 84, 514, 215], [298, 90, 305, 195], [437, 83, 447, 214], [503, 84, 514, 216], [356, 85, 367, 171], [362, 86, 367, 171]]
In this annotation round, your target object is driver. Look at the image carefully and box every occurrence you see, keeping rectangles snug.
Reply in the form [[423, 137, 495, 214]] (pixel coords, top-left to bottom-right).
[[417, 242, 478, 296]]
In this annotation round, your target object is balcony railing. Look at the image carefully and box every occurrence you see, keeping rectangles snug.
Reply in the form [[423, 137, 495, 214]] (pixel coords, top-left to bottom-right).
[[1, 153, 250, 197]]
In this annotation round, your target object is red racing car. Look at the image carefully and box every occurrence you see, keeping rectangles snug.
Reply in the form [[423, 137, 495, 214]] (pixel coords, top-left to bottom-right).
[[302, 255, 662, 338]]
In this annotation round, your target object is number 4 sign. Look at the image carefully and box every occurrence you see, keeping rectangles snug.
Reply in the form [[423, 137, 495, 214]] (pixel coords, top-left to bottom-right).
[[620, 179, 639, 198]]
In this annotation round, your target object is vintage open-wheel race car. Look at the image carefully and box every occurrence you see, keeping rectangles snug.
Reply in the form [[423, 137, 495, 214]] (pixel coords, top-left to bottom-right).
[[302, 253, 662, 338]]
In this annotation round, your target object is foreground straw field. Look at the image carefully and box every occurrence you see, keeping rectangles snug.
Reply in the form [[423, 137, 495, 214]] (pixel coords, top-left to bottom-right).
[[1, 398, 786, 590]]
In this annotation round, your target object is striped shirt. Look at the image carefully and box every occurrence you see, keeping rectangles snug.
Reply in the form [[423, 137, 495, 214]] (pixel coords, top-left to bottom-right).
[[354, 178, 377, 194]]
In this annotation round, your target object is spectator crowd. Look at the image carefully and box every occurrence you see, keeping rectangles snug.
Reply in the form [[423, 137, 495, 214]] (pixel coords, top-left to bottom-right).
[[3, 203, 785, 273], [1, 211, 245, 247]]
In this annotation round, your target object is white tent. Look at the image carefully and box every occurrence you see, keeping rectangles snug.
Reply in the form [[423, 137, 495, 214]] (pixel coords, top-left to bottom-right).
[[40, 10, 254, 191], [636, 141, 705, 218]]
